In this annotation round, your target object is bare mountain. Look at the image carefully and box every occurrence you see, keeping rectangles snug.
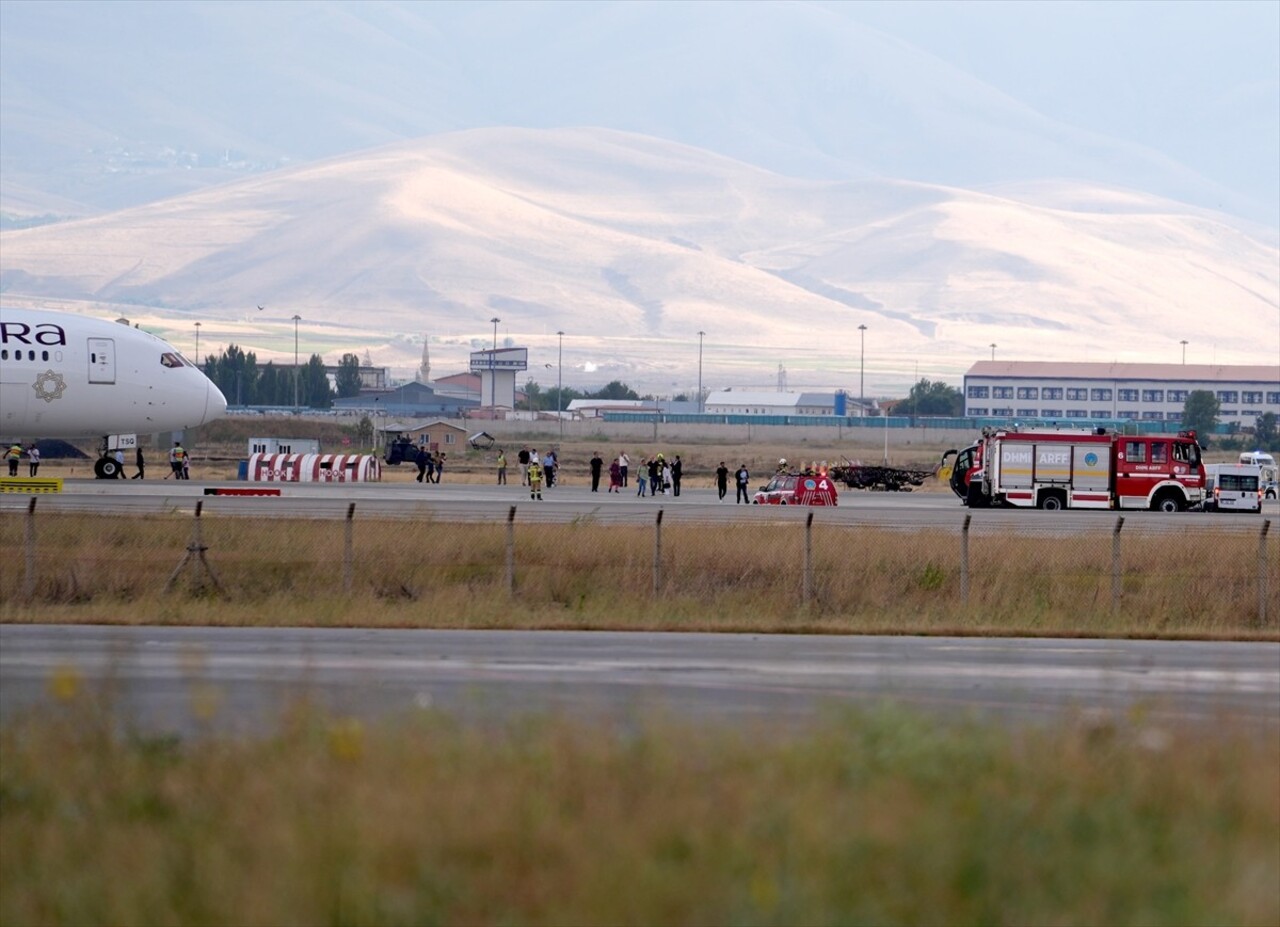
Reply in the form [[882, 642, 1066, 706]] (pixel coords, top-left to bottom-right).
[[1, 128, 1275, 393]]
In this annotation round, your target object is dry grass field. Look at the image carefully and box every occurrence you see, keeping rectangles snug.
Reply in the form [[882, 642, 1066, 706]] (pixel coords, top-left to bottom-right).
[[2, 698, 1277, 927]]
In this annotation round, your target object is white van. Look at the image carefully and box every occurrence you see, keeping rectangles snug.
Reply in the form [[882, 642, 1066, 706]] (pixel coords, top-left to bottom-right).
[[1238, 451, 1276, 468], [1204, 464, 1262, 513]]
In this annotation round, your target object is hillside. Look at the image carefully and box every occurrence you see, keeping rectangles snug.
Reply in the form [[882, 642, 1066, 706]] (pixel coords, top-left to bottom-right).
[[1, 128, 1276, 394]]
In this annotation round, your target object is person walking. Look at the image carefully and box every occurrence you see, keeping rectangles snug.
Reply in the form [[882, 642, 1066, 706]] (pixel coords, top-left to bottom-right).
[[671, 455, 683, 497], [115, 447, 127, 479], [168, 442, 182, 479], [414, 446, 429, 483], [496, 449, 508, 485], [647, 457, 661, 497], [636, 458, 649, 497], [434, 452, 446, 484], [5, 443, 21, 477], [735, 464, 751, 504], [715, 462, 729, 501], [618, 451, 629, 487], [133, 446, 146, 480], [26, 443, 40, 477], [182, 447, 191, 480], [661, 460, 672, 496], [589, 451, 603, 492], [518, 446, 530, 486], [543, 449, 556, 488], [608, 457, 622, 492], [528, 458, 544, 501]]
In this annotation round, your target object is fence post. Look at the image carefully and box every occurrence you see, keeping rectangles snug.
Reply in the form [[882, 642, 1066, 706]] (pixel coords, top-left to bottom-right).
[[960, 514, 971, 606], [23, 497, 37, 601], [803, 512, 814, 606], [653, 508, 664, 597], [164, 500, 224, 595], [343, 503, 355, 594], [1259, 519, 1272, 626], [506, 506, 517, 597], [1111, 516, 1125, 614]]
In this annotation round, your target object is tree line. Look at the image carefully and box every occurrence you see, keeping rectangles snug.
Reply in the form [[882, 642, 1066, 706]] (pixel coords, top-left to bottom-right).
[[201, 348, 1277, 448], [202, 346, 365, 408]]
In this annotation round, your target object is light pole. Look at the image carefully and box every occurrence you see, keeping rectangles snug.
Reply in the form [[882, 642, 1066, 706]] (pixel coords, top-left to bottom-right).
[[990, 343, 996, 361], [489, 317, 500, 410], [291, 314, 301, 408], [857, 324, 867, 417], [697, 330, 705, 414], [194, 322, 201, 366], [1180, 340, 1188, 364], [556, 330, 564, 440]]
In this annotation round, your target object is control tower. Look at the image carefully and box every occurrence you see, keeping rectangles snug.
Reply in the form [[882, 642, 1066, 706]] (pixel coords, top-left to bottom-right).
[[469, 347, 528, 410]]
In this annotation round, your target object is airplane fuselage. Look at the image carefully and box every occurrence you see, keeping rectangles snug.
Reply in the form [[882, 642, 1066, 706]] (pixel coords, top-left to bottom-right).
[[0, 308, 227, 440]]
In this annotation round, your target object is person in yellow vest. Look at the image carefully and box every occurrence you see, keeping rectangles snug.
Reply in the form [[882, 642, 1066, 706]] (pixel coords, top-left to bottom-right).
[[528, 459, 544, 501], [169, 441, 187, 479], [6, 443, 23, 477]]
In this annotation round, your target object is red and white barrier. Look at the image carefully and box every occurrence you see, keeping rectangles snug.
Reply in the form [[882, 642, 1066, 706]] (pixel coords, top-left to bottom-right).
[[247, 453, 381, 483]]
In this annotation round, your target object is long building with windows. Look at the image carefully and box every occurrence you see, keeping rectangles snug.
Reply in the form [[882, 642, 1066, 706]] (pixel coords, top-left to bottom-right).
[[963, 362, 1280, 427]]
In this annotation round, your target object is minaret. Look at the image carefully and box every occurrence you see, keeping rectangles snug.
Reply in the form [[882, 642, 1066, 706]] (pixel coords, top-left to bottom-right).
[[417, 337, 431, 384]]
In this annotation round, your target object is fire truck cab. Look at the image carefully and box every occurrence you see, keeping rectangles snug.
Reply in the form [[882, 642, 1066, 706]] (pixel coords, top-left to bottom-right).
[[955, 427, 1204, 512]]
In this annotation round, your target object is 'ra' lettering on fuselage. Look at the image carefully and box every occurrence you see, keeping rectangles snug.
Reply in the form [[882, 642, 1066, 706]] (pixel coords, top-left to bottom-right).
[[0, 321, 68, 346]]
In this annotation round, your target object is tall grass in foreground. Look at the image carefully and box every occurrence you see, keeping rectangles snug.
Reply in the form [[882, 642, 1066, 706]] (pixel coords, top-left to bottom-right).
[[2, 701, 1277, 926], [3, 512, 1276, 637]]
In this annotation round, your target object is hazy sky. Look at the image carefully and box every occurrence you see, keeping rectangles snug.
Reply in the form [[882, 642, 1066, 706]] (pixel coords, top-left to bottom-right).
[[832, 0, 1279, 222]]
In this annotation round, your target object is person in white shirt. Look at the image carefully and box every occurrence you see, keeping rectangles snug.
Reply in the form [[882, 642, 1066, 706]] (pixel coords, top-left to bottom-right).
[[618, 451, 629, 487]]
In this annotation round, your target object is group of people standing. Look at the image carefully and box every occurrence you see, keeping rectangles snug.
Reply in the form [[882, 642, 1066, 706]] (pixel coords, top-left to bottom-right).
[[5, 441, 190, 480], [633, 453, 683, 497], [5, 442, 39, 477], [413, 446, 446, 484], [508, 446, 559, 500], [483, 447, 757, 502]]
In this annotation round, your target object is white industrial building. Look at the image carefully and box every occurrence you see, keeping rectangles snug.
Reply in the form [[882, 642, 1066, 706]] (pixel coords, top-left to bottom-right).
[[703, 390, 875, 416], [963, 362, 1280, 427]]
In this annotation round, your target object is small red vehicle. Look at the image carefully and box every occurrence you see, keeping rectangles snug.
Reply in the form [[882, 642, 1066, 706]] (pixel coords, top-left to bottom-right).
[[753, 472, 839, 506]]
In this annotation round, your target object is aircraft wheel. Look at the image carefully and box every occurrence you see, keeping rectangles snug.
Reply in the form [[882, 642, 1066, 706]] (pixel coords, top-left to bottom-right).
[[95, 457, 121, 480]]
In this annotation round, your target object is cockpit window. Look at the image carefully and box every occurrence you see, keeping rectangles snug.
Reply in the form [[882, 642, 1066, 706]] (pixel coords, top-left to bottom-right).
[[160, 352, 187, 369]]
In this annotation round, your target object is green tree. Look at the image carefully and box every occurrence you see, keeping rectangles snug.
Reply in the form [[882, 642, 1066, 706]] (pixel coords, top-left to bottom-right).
[[303, 354, 333, 408], [904, 379, 964, 416], [335, 353, 363, 398], [1182, 390, 1219, 442], [522, 378, 543, 412], [1254, 412, 1278, 450], [592, 380, 639, 401]]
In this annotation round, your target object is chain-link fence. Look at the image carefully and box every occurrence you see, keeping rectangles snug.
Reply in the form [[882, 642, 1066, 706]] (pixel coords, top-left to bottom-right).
[[3, 501, 1276, 632]]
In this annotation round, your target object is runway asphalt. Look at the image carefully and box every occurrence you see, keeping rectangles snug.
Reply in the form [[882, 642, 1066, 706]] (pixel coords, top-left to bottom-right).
[[3, 625, 1277, 737]]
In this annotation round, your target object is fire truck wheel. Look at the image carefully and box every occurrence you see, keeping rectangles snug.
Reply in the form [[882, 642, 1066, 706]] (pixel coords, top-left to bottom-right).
[[1038, 492, 1066, 511], [1152, 493, 1183, 513]]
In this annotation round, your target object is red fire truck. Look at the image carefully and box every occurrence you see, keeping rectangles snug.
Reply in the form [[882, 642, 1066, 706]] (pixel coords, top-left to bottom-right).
[[944, 427, 1205, 512]]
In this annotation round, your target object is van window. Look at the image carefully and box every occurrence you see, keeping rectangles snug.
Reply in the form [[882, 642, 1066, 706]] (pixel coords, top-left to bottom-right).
[[1219, 474, 1259, 492]]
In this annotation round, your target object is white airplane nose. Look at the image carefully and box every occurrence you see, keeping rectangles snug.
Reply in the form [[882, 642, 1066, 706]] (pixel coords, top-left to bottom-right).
[[203, 379, 228, 424]]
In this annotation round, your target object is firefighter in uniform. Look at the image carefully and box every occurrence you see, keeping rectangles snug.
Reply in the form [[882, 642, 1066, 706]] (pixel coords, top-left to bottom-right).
[[528, 459, 544, 500]]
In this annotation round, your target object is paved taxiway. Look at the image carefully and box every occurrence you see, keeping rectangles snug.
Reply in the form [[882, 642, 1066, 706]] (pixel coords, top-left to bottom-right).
[[3, 626, 1277, 737], [2, 476, 1275, 531]]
